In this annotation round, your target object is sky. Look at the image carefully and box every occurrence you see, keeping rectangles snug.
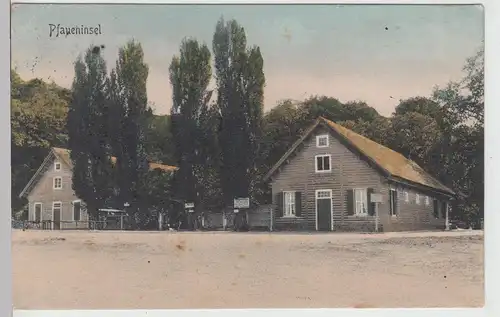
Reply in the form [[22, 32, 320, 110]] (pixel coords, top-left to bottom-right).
[[11, 4, 484, 116]]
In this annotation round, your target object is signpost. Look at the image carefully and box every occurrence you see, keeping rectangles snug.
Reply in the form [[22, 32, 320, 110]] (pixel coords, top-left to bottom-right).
[[370, 193, 383, 232], [184, 202, 195, 230], [445, 202, 450, 231], [233, 198, 250, 231], [234, 198, 250, 209]]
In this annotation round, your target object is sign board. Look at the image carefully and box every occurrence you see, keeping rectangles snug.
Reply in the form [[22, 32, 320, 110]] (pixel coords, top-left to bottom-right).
[[188, 209, 195, 213], [234, 198, 250, 209], [184, 202, 195, 209], [371, 193, 383, 203]]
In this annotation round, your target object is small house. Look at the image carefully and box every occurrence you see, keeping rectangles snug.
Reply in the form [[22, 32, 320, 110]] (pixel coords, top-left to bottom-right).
[[18, 147, 177, 230]]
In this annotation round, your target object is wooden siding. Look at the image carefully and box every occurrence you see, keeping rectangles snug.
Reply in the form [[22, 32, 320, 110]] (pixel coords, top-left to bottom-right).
[[26, 154, 89, 229], [271, 126, 389, 232], [270, 127, 448, 232], [385, 184, 446, 232]]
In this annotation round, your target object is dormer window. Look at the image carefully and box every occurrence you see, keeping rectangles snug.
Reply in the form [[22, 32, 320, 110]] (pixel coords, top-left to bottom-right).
[[54, 162, 61, 171], [316, 135, 329, 148]]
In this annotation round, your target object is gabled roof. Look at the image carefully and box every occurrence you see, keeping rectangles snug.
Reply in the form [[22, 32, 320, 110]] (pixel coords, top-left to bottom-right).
[[52, 147, 178, 172], [19, 147, 177, 198], [264, 117, 455, 196]]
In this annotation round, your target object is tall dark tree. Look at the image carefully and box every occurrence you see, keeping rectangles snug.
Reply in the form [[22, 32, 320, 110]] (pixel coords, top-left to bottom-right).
[[108, 40, 150, 227], [67, 47, 114, 220], [169, 38, 214, 228], [212, 17, 265, 213]]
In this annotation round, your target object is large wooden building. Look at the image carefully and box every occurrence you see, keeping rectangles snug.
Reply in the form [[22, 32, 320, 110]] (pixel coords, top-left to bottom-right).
[[264, 117, 455, 232]]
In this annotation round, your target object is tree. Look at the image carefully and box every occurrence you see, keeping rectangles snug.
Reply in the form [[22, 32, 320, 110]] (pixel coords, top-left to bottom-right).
[[11, 71, 70, 214], [109, 40, 151, 228], [432, 47, 484, 225], [393, 97, 441, 118], [67, 47, 115, 220], [213, 17, 265, 217], [144, 114, 176, 165], [169, 38, 214, 228], [390, 112, 442, 166]]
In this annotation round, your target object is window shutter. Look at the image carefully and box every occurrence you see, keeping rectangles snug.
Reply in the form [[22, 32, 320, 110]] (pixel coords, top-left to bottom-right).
[[367, 188, 375, 216], [295, 192, 302, 217], [394, 192, 399, 215], [347, 189, 354, 216], [433, 199, 439, 218], [276, 192, 284, 217]]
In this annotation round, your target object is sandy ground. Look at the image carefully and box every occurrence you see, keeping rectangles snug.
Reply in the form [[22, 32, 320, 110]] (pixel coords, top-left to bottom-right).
[[12, 230, 484, 309]]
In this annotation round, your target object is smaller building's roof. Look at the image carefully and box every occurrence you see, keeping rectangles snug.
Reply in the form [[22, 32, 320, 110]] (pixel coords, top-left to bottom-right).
[[19, 147, 177, 198], [264, 117, 455, 196], [53, 147, 177, 172]]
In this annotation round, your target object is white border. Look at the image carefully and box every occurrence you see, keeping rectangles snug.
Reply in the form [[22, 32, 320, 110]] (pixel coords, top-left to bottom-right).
[[6, 1, 498, 317]]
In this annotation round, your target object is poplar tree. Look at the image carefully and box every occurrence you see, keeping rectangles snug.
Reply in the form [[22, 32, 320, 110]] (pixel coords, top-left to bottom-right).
[[108, 40, 150, 227], [169, 38, 213, 229], [68, 46, 114, 220], [212, 18, 265, 218]]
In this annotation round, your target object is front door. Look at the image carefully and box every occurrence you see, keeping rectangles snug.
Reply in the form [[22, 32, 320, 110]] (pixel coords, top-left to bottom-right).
[[316, 190, 332, 231], [52, 202, 62, 230]]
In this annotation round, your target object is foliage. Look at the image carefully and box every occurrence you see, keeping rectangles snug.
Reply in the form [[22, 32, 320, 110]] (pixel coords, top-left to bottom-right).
[[213, 17, 265, 207], [68, 47, 115, 219], [169, 38, 214, 216], [11, 26, 483, 229], [11, 70, 71, 212], [109, 40, 151, 226], [431, 47, 484, 223], [144, 114, 175, 165]]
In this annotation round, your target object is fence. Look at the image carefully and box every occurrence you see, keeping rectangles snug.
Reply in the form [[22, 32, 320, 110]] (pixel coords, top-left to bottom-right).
[[196, 205, 272, 231], [11, 205, 273, 232], [12, 220, 121, 231]]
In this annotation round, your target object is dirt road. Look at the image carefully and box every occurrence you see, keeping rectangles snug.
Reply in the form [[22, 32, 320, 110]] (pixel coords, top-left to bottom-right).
[[12, 230, 484, 309]]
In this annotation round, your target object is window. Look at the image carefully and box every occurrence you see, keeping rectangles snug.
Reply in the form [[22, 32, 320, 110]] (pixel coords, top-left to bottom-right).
[[53, 177, 62, 189], [283, 191, 296, 217], [404, 191, 409, 202], [389, 189, 397, 216], [415, 194, 421, 205], [54, 161, 61, 171], [34, 203, 42, 222], [316, 135, 329, 148], [316, 190, 332, 199], [397, 189, 404, 199], [73, 201, 82, 221], [315, 155, 331, 172], [425, 196, 430, 206], [354, 189, 368, 215]]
